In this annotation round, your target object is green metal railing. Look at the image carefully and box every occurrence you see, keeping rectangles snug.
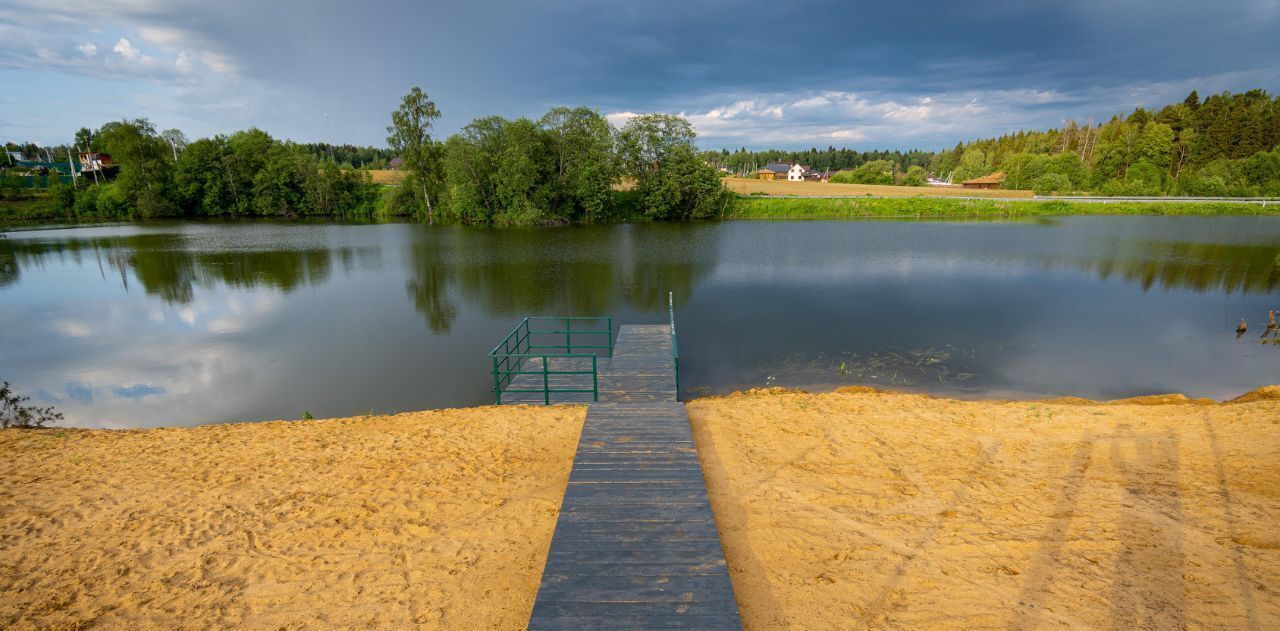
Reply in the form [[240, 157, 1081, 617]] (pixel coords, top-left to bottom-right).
[[669, 292, 680, 401], [489, 316, 613, 404]]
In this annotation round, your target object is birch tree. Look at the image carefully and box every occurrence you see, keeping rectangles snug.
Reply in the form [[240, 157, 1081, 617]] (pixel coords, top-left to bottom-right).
[[387, 87, 444, 224]]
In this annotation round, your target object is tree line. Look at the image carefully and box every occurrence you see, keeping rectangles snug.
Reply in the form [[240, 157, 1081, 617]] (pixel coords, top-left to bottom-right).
[[296, 143, 398, 169], [11, 87, 1278, 214], [705, 147, 933, 176], [15, 87, 728, 224], [383, 87, 728, 224], [930, 89, 1280, 195], [39, 121, 381, 219], [708, 89, 1280, 196]]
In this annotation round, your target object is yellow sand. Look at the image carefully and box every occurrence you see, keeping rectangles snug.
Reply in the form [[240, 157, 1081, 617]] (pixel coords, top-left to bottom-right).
[[689, 387, 1280, 630], [0, 406, 584, 630], [5, 387, 1278, 629], [723, 176, 1035, 198]]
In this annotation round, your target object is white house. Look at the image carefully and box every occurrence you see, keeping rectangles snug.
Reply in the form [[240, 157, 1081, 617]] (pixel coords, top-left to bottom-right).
[[787, 164, 807, 181]]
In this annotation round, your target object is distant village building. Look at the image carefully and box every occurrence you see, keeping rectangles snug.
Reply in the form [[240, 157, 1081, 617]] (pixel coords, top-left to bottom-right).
[[77, 152, 118, 178], [960, 172, 1005, 189], [756, 162, 820, 181], [387, 157, 404, 170], [755, 162, 791, 180]]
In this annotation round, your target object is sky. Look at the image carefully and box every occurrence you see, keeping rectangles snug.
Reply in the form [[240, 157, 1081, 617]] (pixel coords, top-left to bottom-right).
[[3, 0, 1279, 151]]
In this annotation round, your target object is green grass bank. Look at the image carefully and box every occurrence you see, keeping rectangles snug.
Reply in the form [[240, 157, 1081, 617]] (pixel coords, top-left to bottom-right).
[[0, 196, 66, 222], [727, 196, 1280, 219], [8, 192, 1280, 227]]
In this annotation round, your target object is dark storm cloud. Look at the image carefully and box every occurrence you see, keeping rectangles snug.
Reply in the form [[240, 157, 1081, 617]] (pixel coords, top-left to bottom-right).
[[3, 0, 1278, 148]]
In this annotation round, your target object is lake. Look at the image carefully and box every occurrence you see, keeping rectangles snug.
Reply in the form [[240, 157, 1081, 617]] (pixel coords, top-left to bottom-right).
[[2, 216, 1279, 428]]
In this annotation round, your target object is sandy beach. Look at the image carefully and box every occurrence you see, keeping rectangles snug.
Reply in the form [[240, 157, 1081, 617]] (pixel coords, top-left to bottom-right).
[[0, 406, 584, 630], [2, 388, 1278, 629], [688, 387, 1280, 630]]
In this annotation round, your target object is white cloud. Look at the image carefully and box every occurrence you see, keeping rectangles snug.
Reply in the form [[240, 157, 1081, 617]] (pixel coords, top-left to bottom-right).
[[52, 320, 92, 338], [829, 129, 866, 141], [789, 92, 850, 108], [624, 87, 1131, 148], [0, 1, 279, 144], [138, 25, 187, 48], [0, 0, 247, 121], [1, 29, 218, 82], [112, 37, 142, 61], [617, 90, 1002, 146], [604, 110, 639, 127]]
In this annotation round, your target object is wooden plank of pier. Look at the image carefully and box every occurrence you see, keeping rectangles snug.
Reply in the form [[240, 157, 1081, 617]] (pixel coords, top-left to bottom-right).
[[527, 325, 742, 630]]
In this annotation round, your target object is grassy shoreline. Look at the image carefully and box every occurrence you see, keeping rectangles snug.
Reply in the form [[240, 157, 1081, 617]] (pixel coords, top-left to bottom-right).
[[0, 197, 65, 222], [728, 195, 1280, 219], [7, 194, 1280, 228]]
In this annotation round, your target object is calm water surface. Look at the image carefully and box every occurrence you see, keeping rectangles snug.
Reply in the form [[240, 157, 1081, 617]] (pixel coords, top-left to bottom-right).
[[3, 217, 1279, 428]]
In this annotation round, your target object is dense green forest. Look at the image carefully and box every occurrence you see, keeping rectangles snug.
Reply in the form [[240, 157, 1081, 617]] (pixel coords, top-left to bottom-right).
[[1, 87, 728, 225], [930, 90, 1280, 195], [296, 143, 397, 168]]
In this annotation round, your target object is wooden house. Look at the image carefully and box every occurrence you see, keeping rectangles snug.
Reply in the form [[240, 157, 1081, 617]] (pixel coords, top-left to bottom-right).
[[960, 172, 1005, 189], [756, 163, 791, 180]]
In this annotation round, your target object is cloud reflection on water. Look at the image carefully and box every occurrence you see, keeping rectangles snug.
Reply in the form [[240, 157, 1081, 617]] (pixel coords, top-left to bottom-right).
[[1, 218, 1278, 427]]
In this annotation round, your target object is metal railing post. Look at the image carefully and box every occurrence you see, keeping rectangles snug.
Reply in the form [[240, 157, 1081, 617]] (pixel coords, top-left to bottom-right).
[[492, 355, 502, 405], [543, 356, 550, 405], [565, 316, 571, 354], [669, 291, 680, 401]]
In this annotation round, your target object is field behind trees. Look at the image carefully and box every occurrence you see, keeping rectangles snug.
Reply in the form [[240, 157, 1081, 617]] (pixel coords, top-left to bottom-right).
[[723, 177, 1034, 198]]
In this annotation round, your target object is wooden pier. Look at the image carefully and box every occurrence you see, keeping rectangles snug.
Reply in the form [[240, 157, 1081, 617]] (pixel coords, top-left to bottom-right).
[[520, 324, 742, 629]]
